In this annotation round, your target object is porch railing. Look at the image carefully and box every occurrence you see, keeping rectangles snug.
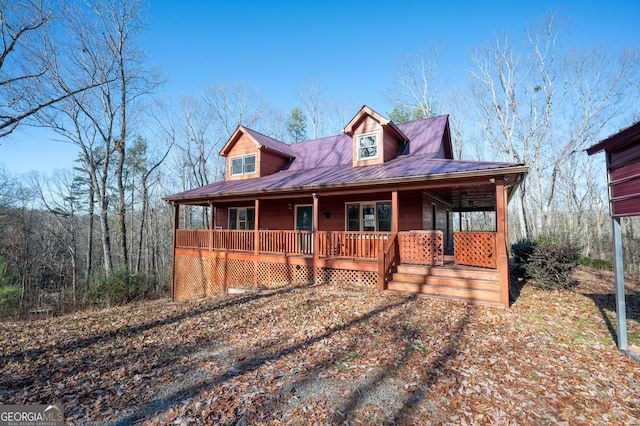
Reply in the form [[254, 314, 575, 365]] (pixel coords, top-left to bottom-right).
[[213, 230, 255, 252], [453, 231, 497, 268], [175, 229, 210, 249], [258, 230, 313, 256], [317, 231, 390, 259], [378, 232, 399, 290], [398, 230, 444, 266], [175, 229, 389, 259]]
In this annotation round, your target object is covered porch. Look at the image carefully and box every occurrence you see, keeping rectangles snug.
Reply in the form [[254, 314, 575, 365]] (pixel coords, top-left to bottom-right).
[[169, 172, 521, 307]]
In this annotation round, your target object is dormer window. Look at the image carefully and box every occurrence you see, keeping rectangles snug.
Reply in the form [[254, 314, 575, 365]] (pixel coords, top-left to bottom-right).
[[230, 154, 256, 176], [357, 133, 378, 160]]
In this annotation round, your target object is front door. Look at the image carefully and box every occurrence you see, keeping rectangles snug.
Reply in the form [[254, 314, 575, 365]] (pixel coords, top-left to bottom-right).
[[295, 205, 313, 253]]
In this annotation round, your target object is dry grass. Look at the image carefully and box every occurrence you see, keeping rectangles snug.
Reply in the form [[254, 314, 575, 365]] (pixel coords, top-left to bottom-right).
[[1, 265, 638, 425]]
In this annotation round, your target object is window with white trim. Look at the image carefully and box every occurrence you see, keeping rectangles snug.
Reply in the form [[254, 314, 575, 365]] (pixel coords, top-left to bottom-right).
[[228, 207, 255, 230], [230, 154, 256, 176], [345, 202, 391, 232], [357, 133, 378, 160]]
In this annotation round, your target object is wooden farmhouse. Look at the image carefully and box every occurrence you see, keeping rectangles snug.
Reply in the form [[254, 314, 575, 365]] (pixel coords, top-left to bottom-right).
[[164, 106, 528, 307]]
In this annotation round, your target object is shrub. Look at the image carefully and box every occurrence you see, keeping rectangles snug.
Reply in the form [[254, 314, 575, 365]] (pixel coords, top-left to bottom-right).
[[579, 256, 613, 270], [0, 256, 20, 314], [0, 283, 20, 308], [84, 268, 156, 307], [524, 239, 581, 290], [511, 239, 538, 273]]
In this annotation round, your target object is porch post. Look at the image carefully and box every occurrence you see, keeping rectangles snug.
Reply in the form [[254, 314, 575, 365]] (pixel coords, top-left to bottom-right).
[[209, 201, 214, 251], [313, 193, 319, 261], [254, 199, 260, 255], [312, 193, 319, 284], [172, 203, 180, 300], [495, 182, 509, 308], [391, 189, 398, 233]]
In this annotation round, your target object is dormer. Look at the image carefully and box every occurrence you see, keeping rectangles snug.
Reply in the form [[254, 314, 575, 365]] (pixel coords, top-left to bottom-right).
[[343, 105, 409, 167], [220, 126, 295, 181]]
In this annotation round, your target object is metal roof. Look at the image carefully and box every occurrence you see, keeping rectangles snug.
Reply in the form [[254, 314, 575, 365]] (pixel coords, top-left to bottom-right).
[[243, 127, 295, 158], [166, 153, 523, 202], [165, 113, 525, 203]]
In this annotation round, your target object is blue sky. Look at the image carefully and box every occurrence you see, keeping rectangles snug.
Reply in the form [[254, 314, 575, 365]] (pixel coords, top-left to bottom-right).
[[2, 0, 639, 174]]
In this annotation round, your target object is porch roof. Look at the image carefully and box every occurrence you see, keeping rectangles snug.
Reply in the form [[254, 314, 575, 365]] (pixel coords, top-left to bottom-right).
[[164, 152, 526, 205]]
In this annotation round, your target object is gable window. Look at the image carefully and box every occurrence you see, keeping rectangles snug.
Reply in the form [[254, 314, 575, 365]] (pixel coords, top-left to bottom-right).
[[228, 207, 255, 230], [357, 133, 378, 160], [345, 202, 391, 232], [230, 154, 256, 176]]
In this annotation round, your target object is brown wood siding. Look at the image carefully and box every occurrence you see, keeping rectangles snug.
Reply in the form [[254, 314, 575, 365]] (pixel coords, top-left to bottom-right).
[[214, 191, 426, 232], [257, 199, 294, 230], [383, 126, 402, 161], [259, 150, 288, 176], [398, 191, 423, 230], [216, 207, 228, 229], [352, 118, 384, 167], [226, 134, 259, 181]]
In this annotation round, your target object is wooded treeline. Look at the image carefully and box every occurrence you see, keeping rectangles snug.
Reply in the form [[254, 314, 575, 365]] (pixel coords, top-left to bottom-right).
[[0, 1, 638, 315]]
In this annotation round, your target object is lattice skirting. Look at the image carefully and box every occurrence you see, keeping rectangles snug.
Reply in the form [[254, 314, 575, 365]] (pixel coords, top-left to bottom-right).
[[314, 268, 378, 292], [173, 253, 377, 300]]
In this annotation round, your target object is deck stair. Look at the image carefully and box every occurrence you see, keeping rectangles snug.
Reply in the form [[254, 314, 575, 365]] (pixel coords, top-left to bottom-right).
[[386, 264, 502, 306]]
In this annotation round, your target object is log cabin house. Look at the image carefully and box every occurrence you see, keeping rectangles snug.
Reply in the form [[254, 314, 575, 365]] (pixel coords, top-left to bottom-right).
[[164, 106, 528, 307]]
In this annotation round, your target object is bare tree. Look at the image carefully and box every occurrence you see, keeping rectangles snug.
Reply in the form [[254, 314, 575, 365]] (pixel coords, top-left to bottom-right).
[[29, 170, 81, 305], [37, 0, 157, 274], [385, 46, 443, 119], [176, 94, 217, 189], [469, 12, 640, 240], [295, 77, 355, 138], [295, 77, 327, 139], [82, 0, 160, 270], [0, 0, 111, 138]]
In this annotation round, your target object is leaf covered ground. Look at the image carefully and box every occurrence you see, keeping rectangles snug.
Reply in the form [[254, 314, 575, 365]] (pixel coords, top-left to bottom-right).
[[1, 266, 639, 425]]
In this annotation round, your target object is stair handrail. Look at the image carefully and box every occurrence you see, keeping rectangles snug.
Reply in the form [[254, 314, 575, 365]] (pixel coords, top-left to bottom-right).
[[377, 231, 399, 290]]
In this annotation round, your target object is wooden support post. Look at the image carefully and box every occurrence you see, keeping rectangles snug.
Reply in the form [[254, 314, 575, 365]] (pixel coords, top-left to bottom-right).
[[254, 199, 260, 255], [251, 199, 260, 288], [209, 201, 214, 251], [312, 193, 319, 262], [172, 203, 180, 300], [495, 182, 509, 308], [391, 189, 398, 233]]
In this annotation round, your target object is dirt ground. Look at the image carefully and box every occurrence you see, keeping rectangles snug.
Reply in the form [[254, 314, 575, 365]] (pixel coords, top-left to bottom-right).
[[1, 265, 638, 425]]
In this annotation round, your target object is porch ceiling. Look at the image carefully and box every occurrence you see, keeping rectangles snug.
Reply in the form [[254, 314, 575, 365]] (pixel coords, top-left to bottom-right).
[[426, 182, 503, 212]]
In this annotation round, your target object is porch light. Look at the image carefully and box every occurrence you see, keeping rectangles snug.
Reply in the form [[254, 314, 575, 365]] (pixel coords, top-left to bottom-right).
[[288, 203, 293, 210], [323, 211, 331, 218]]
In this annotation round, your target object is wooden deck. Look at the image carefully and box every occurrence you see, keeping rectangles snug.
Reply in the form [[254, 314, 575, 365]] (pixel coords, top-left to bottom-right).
[[173, 229, 506, 307]]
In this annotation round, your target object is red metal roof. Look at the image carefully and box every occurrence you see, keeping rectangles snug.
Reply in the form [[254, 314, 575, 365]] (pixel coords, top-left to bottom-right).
[[166, 154, 521, 201], [165, 113, 524, 203], [586, 121, 640, 155], [243, 127, 295, 158], [282, 114, 450, 172]]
